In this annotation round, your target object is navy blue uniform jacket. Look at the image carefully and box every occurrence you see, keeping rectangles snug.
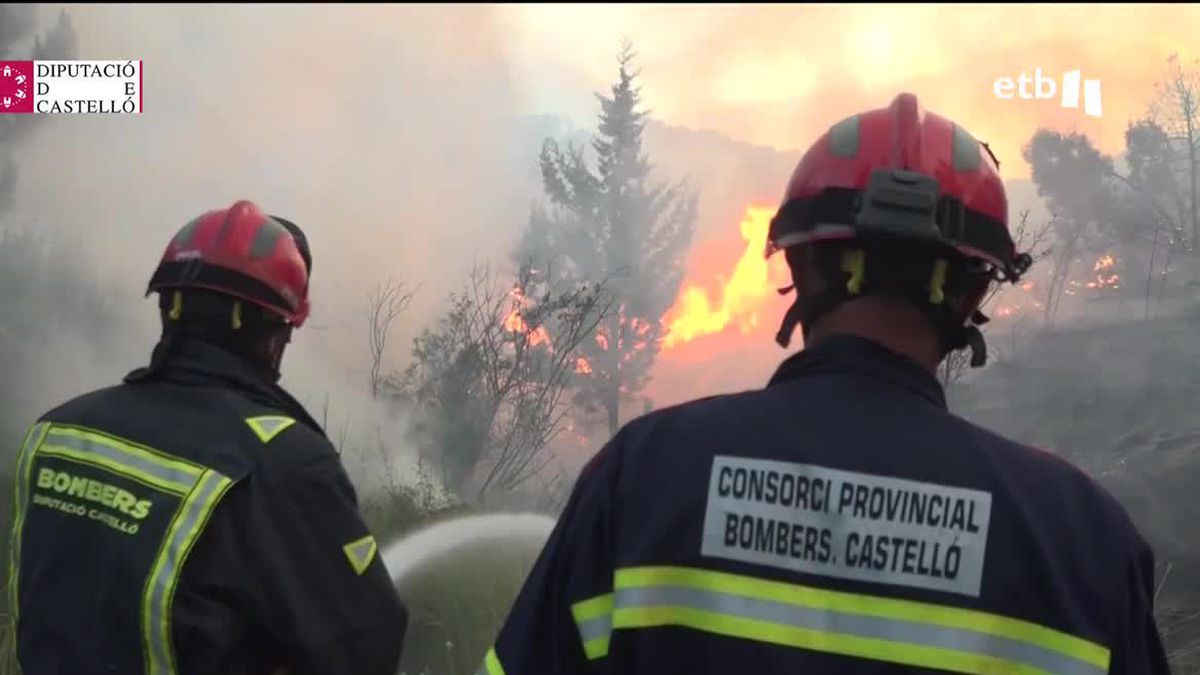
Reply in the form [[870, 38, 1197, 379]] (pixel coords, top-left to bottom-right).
[[481, 335, 1169, 675], [10, 338, 406, 675]]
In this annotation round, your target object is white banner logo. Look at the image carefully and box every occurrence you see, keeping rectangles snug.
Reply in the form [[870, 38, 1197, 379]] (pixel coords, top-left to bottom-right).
[[993, 68, 1102, 118]]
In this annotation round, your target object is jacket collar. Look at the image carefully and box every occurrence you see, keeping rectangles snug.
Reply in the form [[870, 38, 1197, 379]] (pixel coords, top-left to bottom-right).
[[767, 334, 947, 409], [126, 337, 327, 436]]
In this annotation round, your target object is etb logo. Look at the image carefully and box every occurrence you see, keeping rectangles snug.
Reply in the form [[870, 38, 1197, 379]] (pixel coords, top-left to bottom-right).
[[993, 68, 1102, 118]]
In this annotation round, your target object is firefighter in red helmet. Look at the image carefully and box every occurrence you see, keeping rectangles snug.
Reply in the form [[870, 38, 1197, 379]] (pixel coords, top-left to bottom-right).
[[480, 95, 1170, 675], [8, 201, 407, 675]]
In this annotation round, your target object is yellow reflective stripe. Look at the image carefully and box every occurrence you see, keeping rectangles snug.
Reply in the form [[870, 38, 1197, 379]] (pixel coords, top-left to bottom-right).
[[50, 426, 201, 477], [7, 422, 50, 633], [614, 566, 1110, 675], [580, 633, 610, 661], [478, 646, 506, 675], [616, 604, 1044, 674], [35, 446, 189, 496], [39, 426, 202, 495], [571, 593, 613, 659], [616, 566, 1108, 667], [141, 469, 234, 675], [571, 593, 613, 622]]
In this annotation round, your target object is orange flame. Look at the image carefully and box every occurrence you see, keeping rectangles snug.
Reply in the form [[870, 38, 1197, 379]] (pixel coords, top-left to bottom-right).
[[503, 288, 550, 346], [503, 308, 527, 332], [663, 206, 789, 348], [575, 356, 593, 374], [1085, 254, 1120, 290]]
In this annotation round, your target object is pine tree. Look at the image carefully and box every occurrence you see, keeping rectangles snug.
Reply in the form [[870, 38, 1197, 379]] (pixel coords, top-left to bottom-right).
[[516, 41, 698, 435]]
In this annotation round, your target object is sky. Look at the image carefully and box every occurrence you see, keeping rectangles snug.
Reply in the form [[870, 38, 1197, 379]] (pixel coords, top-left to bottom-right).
[[498, 3, 1200, 179]]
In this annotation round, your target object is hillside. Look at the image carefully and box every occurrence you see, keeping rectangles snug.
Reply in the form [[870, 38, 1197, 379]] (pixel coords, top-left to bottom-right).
[[954, 308, 1200, 609]]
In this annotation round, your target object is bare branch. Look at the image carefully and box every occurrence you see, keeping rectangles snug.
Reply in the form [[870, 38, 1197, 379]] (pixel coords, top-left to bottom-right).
[[1156, 561, 1174, 606], [407, 257, 616, 503], [938, 209, 1054, 386], [367, 279, 418, 398]]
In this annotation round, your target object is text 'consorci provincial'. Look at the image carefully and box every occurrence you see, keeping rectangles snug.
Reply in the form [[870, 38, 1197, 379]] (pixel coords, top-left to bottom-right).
[[701, 456, 993, 597]]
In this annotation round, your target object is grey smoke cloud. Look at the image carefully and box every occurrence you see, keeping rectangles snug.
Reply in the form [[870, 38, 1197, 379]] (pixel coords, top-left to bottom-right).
[[5, 4, 539, 486]]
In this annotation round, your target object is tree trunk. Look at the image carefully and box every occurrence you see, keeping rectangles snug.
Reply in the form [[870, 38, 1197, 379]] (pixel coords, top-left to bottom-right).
[[1146, 227, 1160, 320], [1044, 236, 1077, 329], [1187, 114, 1198, 249], [606, 383, 619, 436], [606, 314, 621, 435], [1155, 243, 1175, 317]]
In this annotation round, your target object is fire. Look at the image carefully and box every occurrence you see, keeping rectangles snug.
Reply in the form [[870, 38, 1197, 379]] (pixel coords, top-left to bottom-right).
[[1086, 254, 1120, 289], [502, 288, 550, 346], [663, 206, 789, 348], [502, 308, 527, 332], [986, 253, 1117, 320], [575, 356, 593, 374]]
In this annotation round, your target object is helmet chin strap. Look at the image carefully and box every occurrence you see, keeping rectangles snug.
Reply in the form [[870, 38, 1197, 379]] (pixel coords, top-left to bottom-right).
[[263, 327, 293, 383], [774, 260, 994, 369], [775, 286, 805, 348], [932, 310, 990, 368]]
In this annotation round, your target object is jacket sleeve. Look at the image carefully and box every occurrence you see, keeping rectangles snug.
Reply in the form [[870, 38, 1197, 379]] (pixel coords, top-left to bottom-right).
[[1108, 538, 1171, 675], [235, 439, 408, 675], [478, 439, 622, 675]]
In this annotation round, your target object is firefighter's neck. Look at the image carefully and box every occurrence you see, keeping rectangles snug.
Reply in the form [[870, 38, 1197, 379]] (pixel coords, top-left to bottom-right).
[[806, 297, 942, 374]]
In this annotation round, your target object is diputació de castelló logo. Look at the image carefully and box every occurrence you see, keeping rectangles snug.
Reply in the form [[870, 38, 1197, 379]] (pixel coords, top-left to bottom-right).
[[0, 60, 142, 115], [0, 62, 33, 113]]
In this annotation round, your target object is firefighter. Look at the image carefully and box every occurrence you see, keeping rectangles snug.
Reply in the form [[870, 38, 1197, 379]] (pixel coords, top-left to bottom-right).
[[8, 200, 407, 675], [478, 94, 1171, 675]]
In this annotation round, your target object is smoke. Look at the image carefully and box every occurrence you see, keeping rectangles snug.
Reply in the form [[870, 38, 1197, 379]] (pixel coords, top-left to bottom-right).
[[6, 4, 1196, 473], [0, 6, 76, 215], [503, 5, 1200, 181], [4, 5, 537, 490]]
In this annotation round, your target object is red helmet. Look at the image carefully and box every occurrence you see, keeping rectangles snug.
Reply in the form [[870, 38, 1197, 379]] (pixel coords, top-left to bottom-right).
[[146, 200, 312, 327], [768, 93, 1030, 282]]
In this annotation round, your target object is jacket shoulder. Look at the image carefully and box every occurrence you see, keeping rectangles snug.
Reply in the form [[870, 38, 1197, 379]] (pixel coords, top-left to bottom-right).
[[620, 387, 773, 436], [37, 384, 128, 423], [227, 396, 340, 474], [602, 388, 764, 461], [39, 381, 339, 483], [958, 417, 1143, 546]]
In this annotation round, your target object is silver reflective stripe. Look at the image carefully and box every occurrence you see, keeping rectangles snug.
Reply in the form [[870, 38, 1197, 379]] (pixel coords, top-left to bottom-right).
[[570, 592, 614, 659], [614, 585, 1106, 675], [144, 469, 233, 675], [577, 613, 612, 645], [8, 422, 51, 626], [41, 426, 201, 494]]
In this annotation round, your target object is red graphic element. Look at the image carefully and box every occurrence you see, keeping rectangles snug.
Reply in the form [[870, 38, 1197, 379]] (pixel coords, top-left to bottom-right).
[[0, 61, 34, 114]]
